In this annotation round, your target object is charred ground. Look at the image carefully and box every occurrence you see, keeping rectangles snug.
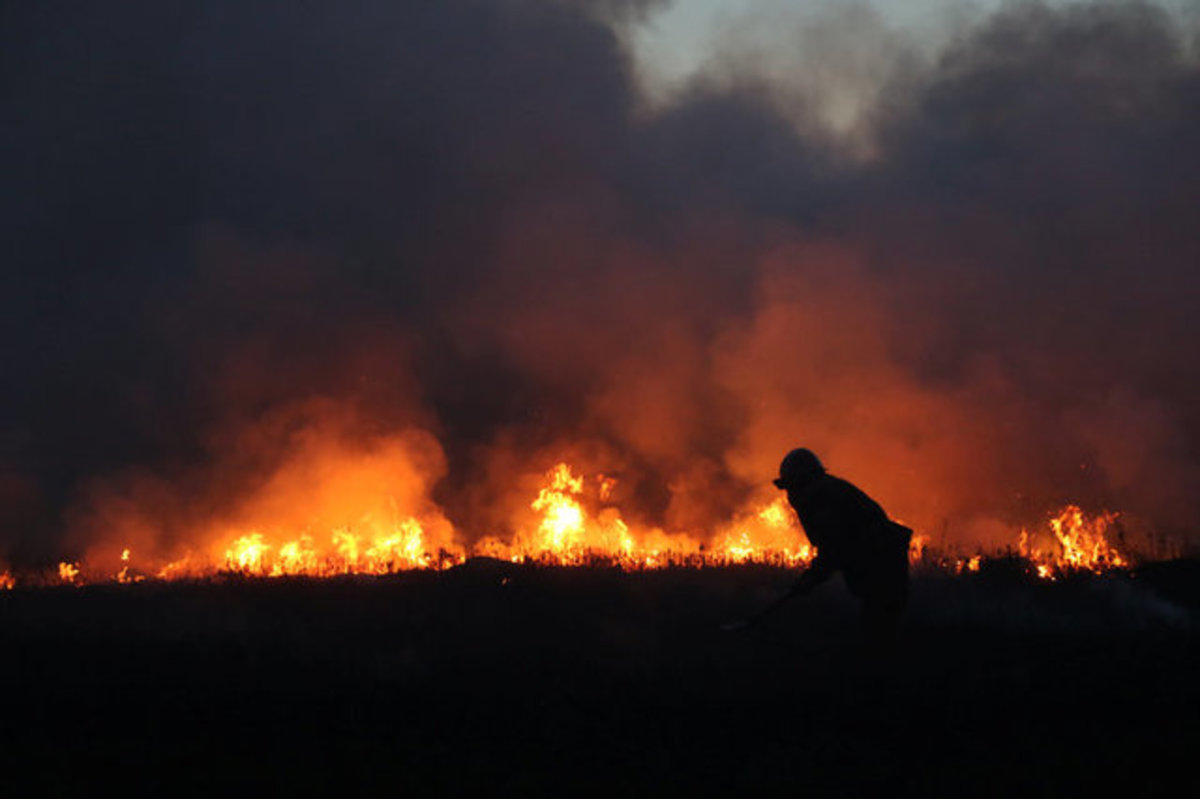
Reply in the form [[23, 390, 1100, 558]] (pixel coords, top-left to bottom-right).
[[1, 562, 1197, 797]]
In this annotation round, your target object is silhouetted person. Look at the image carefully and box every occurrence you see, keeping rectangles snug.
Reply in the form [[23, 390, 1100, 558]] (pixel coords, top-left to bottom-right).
[[725, 448, 912, 649]]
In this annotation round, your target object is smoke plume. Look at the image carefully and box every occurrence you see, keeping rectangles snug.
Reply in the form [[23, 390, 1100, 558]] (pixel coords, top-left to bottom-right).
[[3, 0, 1198, 564]]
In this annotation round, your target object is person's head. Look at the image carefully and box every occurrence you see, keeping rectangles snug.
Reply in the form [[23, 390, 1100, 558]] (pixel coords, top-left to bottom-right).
[[773, 448, 824, 490]]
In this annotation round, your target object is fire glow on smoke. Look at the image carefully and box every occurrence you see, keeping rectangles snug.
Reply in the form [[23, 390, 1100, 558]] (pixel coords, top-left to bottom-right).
[[2, 462, 1129, 589]]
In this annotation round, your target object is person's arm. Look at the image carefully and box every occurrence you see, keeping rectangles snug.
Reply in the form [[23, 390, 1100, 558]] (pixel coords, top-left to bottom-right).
[[788, 553, 834, 596], [720, 555, 834, 631]]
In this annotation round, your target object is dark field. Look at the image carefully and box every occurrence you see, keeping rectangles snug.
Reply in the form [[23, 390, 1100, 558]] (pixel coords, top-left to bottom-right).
[[2, 561, 1198, 797]]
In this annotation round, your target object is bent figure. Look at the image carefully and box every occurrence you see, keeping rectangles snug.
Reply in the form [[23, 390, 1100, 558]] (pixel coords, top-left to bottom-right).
[[728, 448, 912, 645]]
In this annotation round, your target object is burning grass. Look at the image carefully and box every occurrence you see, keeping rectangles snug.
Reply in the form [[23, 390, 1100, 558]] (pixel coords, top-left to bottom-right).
[[2, 461, 1136, 589]]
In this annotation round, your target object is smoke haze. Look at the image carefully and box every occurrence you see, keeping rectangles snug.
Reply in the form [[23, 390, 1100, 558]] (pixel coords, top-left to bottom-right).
[[3, 0, 1199, 563]]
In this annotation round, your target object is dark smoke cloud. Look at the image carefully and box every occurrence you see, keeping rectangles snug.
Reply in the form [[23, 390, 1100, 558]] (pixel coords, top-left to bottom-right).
[[2, 1, 1198, 562]]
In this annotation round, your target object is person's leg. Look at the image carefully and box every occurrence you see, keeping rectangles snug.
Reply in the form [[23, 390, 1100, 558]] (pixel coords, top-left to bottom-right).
[[859, 548, 908, 655]]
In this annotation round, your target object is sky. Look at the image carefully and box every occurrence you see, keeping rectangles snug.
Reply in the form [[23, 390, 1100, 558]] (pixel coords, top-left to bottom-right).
[[629, 0, 1198, 147], [632, 0, 1198, 83], [632, 0, 978, 92], [2, 0, 1199, 564]]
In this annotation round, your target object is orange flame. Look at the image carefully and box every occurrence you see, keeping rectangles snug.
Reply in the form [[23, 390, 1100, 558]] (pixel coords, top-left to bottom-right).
[[504, 463, 703, 566], [211, 516, 455, 578], [115, 548, 144, 584], [225, 533, 270, 573], [11, 458, 1141, 585], [530, 463, 587, 556], [1018, 505, 1127, 579], [712, 496, 813, 566], [909, 533, 929, 565], [58, 561, 81, 585]]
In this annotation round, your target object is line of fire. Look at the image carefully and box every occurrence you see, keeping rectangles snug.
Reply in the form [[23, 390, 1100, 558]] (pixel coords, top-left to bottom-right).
[[1, 461, 1135, 590]]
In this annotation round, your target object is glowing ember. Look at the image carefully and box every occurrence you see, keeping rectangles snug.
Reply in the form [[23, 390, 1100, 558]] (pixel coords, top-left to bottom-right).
[[950, 554, 983, 575], [0, 570, 14, 590]]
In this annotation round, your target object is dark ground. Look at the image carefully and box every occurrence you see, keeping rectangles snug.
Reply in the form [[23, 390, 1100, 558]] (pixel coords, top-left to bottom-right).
[[1, 560, 1197, 797]]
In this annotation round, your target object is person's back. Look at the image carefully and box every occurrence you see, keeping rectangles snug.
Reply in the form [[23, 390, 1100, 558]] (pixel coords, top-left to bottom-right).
[[786, 472, 889, 567], [776, 448, 911, 644]]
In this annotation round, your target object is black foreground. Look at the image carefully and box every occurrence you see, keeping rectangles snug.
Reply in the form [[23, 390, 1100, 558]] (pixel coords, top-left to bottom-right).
[[2, 560, 1198, 797]]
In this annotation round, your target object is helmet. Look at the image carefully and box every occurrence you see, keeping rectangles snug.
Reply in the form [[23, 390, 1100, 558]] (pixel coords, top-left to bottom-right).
[[774, 448, 824, 489]]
